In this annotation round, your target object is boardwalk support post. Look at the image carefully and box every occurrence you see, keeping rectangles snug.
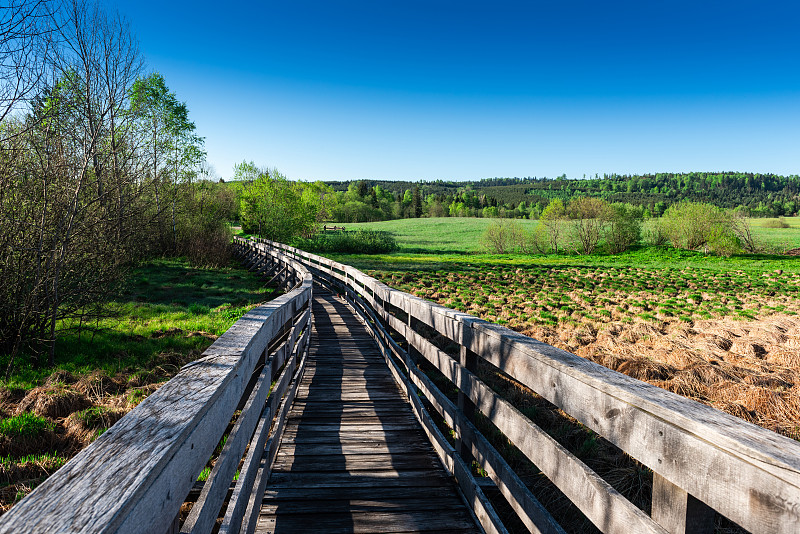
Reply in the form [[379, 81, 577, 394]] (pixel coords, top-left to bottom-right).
[[652, 474, 715, 534], [456, 343, 478, 463]]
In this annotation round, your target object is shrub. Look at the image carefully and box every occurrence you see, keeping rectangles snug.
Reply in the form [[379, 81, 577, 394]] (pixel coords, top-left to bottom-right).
[[480, 219, 527, 254], [568, 197, 609, 255], [291, 230, 398, 254], [762, 217, 790, 229], [539, 199, 567, 253], [660, 202, 740, 254], [644, 218, 669, 246], [606, 204, 642, 253]]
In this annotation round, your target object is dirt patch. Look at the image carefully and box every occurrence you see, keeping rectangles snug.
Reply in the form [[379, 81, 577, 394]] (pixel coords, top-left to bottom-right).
[[186, 331, 218, 341], [151, 327, 184, 339]]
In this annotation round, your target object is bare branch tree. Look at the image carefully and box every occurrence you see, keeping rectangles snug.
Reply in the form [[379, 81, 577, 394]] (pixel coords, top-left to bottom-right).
[[0, 0, 57, 130]]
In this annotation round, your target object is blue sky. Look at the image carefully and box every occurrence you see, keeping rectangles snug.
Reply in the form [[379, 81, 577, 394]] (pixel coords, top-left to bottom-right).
[[115, 1, 800, 181]]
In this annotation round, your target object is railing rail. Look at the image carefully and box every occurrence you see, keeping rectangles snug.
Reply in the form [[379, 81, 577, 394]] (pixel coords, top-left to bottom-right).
[[0, 239, 312, 534], [260, 237, 800, 534], [5, 237, 800, 534]]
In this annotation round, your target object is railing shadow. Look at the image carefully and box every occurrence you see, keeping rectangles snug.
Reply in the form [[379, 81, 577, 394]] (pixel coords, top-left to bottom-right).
[[268, 287, 466, 532], [269, 289, 352, 532]]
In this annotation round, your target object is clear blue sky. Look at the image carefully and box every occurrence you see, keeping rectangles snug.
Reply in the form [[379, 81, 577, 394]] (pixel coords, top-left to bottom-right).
[[114, 0, 799, 182]]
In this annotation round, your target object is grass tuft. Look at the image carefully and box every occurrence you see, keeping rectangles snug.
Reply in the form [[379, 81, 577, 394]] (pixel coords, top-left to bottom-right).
[[0, 413, 53, 438]]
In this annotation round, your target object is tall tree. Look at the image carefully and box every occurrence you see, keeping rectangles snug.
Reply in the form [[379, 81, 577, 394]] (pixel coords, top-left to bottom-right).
[[129, 72, 204, 250]]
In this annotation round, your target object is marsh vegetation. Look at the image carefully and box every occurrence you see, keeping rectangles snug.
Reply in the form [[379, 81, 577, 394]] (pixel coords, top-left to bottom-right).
[[329, 218, 800, 442], [0, 258, 271, 511]]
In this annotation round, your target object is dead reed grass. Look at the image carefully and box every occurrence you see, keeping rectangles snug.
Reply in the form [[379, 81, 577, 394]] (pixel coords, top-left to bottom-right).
[[519, 313, 800, 440], [0, 363, 176, 513]]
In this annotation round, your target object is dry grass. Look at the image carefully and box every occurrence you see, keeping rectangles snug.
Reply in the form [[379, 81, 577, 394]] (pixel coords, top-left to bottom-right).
[[378, 264, 800, 441], [517, 314, 800, 439], [379, 262, 798, 531], [0, 351, 200, 512]]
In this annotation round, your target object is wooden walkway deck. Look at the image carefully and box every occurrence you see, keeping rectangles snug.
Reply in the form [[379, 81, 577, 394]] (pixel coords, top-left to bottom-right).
[[256, 289, 480, 533]]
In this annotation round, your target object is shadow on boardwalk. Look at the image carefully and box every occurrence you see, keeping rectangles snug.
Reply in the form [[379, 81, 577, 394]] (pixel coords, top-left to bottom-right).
[[258, 287, 478, 533]]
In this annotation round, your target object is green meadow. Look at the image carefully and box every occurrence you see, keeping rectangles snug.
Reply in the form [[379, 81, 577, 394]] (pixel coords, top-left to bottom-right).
[[3, 258, 273, 391], [336, 216, 800, 256]]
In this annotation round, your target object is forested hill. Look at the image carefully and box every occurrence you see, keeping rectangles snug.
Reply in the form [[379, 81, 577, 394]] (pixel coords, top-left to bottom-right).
[[327, 172, 800, 217]]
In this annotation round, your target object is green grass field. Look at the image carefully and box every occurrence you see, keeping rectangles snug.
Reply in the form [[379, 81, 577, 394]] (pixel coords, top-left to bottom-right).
[[324, 218, 800, 278], [338, 216, 800, 255], [750, 216, 800, 251], [0, 257, 274, 511], [3, 258, 274, 391], [335, 217, 535, 253]]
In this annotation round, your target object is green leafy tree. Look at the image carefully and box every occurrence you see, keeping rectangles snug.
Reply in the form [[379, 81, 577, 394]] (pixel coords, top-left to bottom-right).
[[130, 73, 204, 250], [605, 203, 642, 253], [539, 199, 567, 253], [238, 164, 323, 241]]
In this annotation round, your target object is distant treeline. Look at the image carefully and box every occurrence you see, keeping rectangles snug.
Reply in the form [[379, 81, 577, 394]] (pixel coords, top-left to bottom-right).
[[321, 173, 800, 222]]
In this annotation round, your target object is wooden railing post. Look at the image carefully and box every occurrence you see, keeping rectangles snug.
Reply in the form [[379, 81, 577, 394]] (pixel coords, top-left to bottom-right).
[[651, 473, 715, 534], [407, 313, 421, 367], [456, 325, 478, 463]]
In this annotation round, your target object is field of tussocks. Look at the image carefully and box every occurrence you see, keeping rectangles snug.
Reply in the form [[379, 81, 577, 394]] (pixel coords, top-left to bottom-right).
[[369, 263, 800, 440]]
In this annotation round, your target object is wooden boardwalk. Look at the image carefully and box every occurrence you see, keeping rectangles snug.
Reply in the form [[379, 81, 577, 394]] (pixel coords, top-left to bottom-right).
[[256, 289, 480, 533]]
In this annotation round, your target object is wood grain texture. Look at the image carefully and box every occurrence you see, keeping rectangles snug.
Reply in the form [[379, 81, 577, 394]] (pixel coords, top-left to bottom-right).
[[256, 290, 480, 534], [0, 240, 312, 534], [651, 473, 715, 534], [277, 239, 800, 534]]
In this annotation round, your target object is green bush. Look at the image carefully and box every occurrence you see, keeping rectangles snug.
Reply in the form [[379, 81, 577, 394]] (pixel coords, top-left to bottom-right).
[[659, 201, 740, 255], [762, 217, 790, 229], [291, 230, 399, 254], [606, 204, 642, 253]]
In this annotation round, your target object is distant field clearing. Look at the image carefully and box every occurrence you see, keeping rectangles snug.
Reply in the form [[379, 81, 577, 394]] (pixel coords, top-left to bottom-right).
[[341, 216, 800, 253]]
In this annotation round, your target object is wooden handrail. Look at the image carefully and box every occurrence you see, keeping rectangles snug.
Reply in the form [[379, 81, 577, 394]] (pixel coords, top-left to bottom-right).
[[0, 239, 313, 534], [260, 237, 800, 534]]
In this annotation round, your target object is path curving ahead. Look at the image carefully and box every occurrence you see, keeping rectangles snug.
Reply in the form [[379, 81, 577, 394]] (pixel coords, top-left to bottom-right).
[[256, 288, 480, 533]]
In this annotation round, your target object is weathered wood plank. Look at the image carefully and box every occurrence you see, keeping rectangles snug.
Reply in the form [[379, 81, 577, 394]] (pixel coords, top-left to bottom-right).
[[256, 290, 480, 534], [391, 311, 665, 534], [342, 291, 507, 534], [257, 510, 478, 534], [280, 239, 800, 534], [260, 495, 465, 515], [271, 452, 442, 472], [219, 323, 310, 534], [651, 473, 715, 534], [262, 486, 466, 502], [238, 340, 309, 534], [275, 442, 435, 456]]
